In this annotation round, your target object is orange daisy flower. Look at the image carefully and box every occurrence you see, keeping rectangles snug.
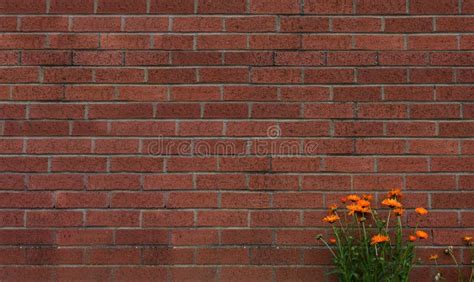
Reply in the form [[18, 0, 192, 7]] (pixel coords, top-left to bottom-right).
[[329, 238, 336, 244], [347, 194, 361, 202], [387, 189, 403, 199], [362, 194, 373, 201], [381, 198, 402, 209], [416, 230, 429, 239], [394, 207, 405, 216], [415, 207, 428, 215], [408, 235, 417, 242], [371, 234, 390, 245], [429, 254, 439, 260], [357, 199, 371, 208], [463, 236, 472, 243], [322, 214, 340, 224]]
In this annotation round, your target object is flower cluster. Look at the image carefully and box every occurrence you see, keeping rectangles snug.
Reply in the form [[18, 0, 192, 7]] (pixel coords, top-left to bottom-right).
[[317, 189, 431, 281]]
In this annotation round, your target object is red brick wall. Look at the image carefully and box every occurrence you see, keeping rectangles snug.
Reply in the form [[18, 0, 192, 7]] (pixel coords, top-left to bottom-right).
[[0, 0, 473, 280]]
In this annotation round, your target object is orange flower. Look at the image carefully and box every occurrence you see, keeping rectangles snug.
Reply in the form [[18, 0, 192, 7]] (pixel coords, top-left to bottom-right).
[[429, 254, 439, 260], [347, 203, 371, 216], [416, 230, 429, 240], [347, 194, 361, 202], [408, 235, 417, 242], [394, 207, 405, 216], [357, 199, 371, 208], [382, 198, 402, 209], [387, 189, 403, 199], [362, 194, 373, 201], [322, 214, 340, 224], [329, 238, 336, 244], [415, 207, 428, 215], [371, 234, 390, 245], [328, 204, 338, 212], [463, 236, 472, 243]]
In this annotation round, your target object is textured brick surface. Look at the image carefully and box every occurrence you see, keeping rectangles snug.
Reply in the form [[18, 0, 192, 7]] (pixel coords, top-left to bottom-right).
[[0, 0, 473, 281]]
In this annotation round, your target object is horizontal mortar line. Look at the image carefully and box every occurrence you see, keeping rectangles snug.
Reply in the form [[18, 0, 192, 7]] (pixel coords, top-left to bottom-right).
[[4, 31, 474, 34], [2, 118, 474, 122], [2, 82, 474, 86], [11, 14, 474, 17]]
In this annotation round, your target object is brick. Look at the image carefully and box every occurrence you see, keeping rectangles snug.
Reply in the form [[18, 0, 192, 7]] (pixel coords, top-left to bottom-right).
[[119, 86, 168, 101], [252, 103, 300, 118], [115, 230, 168, 245], [280, 86, 329, 101], [52, 157, 107, 172], [49, 0, 94, 13], [272, 157, 321, 172], [56, 192, 108, 208], [386, 122, 436, 136], [172, 52, 222, 65], [303, 35, 352, 50], [226, 16, 276, 32], [56, 268, 111, 281], [89, 103, 153, 119], [86, 211, 140, 227], [385, 17, 433, 32], [88, 174, 141, 190], [252, 68, 302, 83], [150, 0, 195, 14], [251, 211, 301, 227], [250, 35, 301, 49], [86, 248, 141, 265], [0, 157, 48, 172], [305, 68, 355, 83], [96, 0, 147, 13], [0, 192, 52, 208], [167, 192, 218, 208], [200, 67, 249, 83], [101, 34, 150, 49], [358, 103, 408, 119], [198, 35, 247, 50], [358, 68, 407, 83], [379, 51, 428, 65], [221, 267, 273, 281], [173, 17, 223, 32], [20, 16, 68, 32], [436, 17, 474, 32], [154, 35, 194, 50], [0, 67, 39, 83], [171, 86, 220, 101], [250, 0, 300, 14], [27, 211, 83, 227], [143, 248, 194, 264], [439, 122, 474, 137], [355, 35, 405, 50], [356, 0, 406, 14], [327, 51, 377, 66], [73, 51, 122, 65], [65, 85, 114, 101], [353, 175, 403, 190], [431, 52, 474, 66], [143, 211, 194, 227], [111, 192, 164, 208], [27, 139, 91, 154], [333, 17, 382, 32], [114, 267, 167, 281], [124, 17, 169, 31], [410, 68, 454, 83], [25, 247, 83, 265], [48, 34, 99, 49], [0, 0, 46, 13], [408, 35, 458, 50], [355, 139, 405, 154], [95, 68, 145, 83], [406, 175, 456, 190], [148, 68, 197, 83], [275, 51, 324, 66], [378, 157, 429, 172], [198, 0, 247, 13], [0, 104, 26, 119], [22, 50, 71, 66], [304, 103, 354, 118], [304, 0, 353, 14], [43, 68, 93, 83], [0, 17, 16, 32], [273, 192, 323, 208], [198, 211, 248, 226], [4, 121, 69, 136], [0, 34, 45, 49], [56, 229, 113, 245], [29, 174, 84, 190], [333, 86, 382, 101], [0, 50, 18, 64], [221, 192, 272, 208], [0, 174, 25, 190], [410, 0, 458, 14], [29, 104, 85, 119], [196, 248, 249, 265], [324, 157, 375, 172], [302, 175, 351, 191], [384, 86, 433, 101]]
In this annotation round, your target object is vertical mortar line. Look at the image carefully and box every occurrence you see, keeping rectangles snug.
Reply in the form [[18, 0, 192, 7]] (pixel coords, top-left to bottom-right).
[[94, 0, 98, 13]]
